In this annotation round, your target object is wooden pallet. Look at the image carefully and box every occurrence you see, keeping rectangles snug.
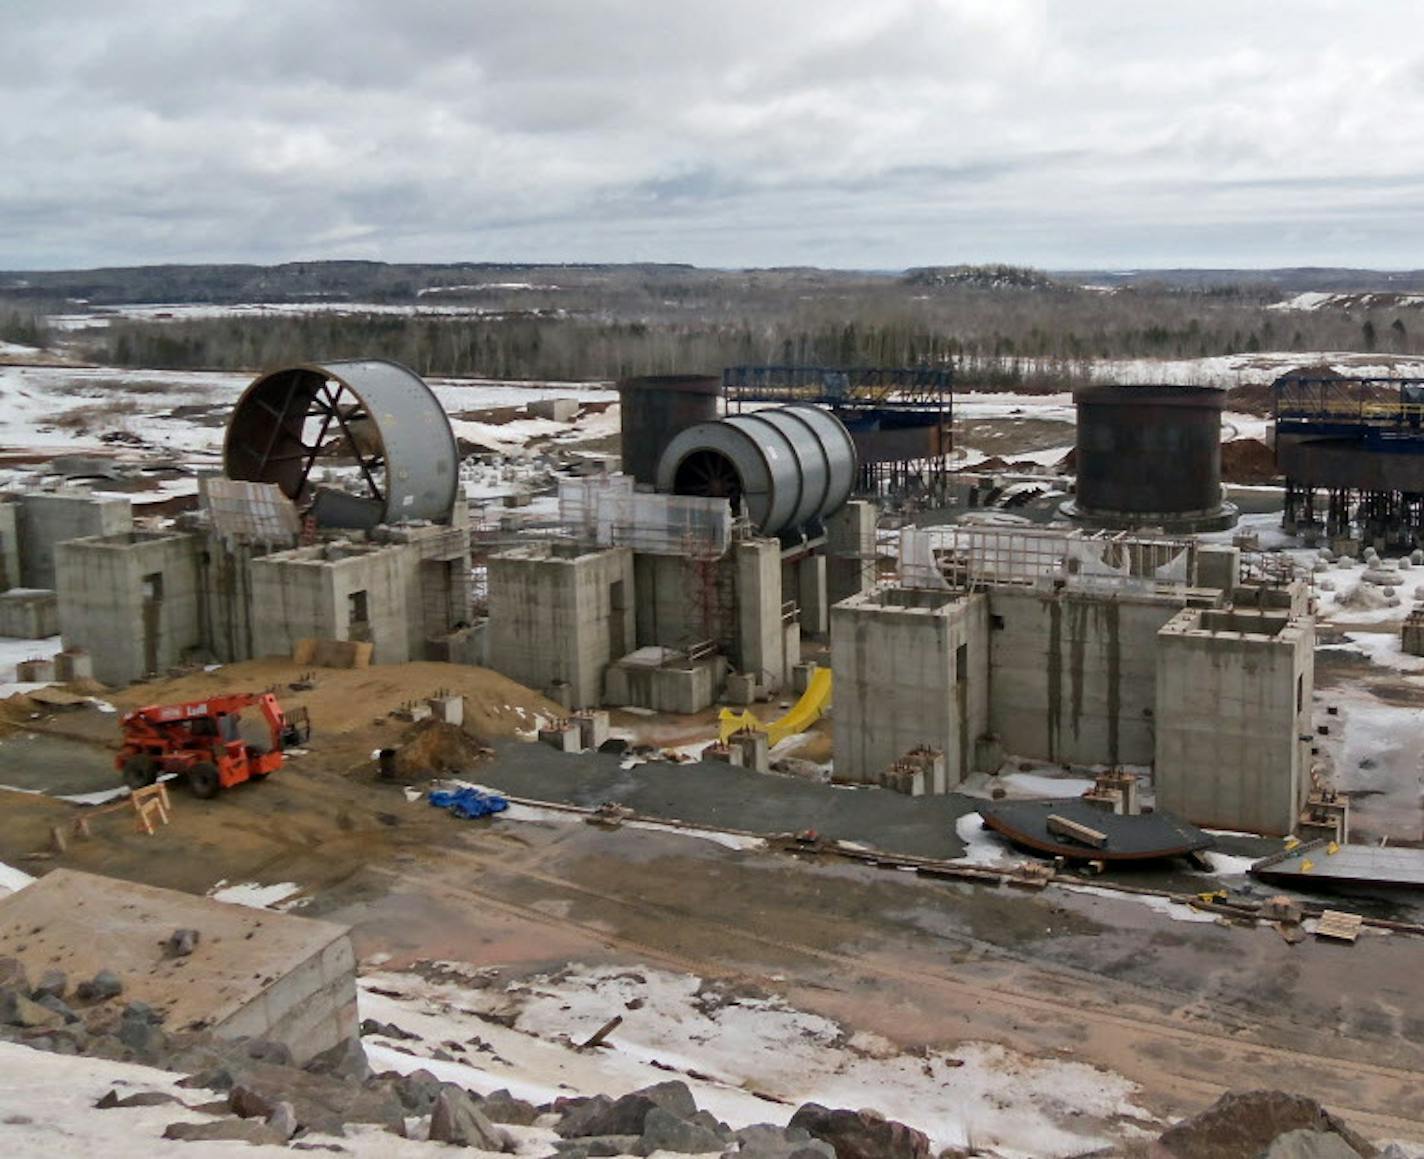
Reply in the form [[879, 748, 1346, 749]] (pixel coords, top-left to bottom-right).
[[1316, 909, 1364, 943]]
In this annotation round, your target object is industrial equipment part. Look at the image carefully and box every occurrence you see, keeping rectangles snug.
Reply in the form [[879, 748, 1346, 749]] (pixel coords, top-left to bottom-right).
[[223, 359, 459, 528], [115, 692, 311, 799], [617, 375, 722, 486], [1062, 384, 1237, 532], [655, 404, 857, 537]]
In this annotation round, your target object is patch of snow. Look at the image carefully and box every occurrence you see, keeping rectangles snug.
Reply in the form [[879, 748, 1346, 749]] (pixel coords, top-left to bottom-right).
[[954, 813, 1018, 867], [0, 861, 35, 896], [0, 635, 63, 682], [1064, 884, 1220, 924], [360, 962, 1149, 1156], [207, 880, 303, 909]]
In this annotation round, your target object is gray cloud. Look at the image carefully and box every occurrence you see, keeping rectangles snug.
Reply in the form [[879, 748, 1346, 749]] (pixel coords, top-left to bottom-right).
[[2, 0, 1423, 270]]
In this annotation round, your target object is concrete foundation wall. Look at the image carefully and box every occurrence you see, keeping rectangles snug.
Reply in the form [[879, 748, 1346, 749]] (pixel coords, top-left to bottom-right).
[[826, 501, 877, 605], [831, 588, 988, 788], [737, 539, 785, 693], [987, 588, 1188, 767], [0, 503, 18, 591], [56, 532, 203, 685], [488, 544, 634, 707], [1155, 608, 1314, 835], [0, 590, 58, 638], [15, 492, 132, 590], [250, 542, 412, 664]]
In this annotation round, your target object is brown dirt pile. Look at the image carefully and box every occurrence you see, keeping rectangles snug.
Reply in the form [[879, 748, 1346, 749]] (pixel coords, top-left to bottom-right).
[[1220, 438, 1279, 485], [107, 659, 561, 740], [392, 719, 492, 778]]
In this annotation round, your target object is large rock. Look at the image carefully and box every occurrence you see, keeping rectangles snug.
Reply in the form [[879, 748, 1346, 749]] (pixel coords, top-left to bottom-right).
[[391, 1068, 446, 1114], [728, 1124, 836, 1159], [75, 970, 123, 1003], [481, 1088, 540, 1126], [162, 1119, 287, 1145], [554, 1138, 641, 1158], [561, 1081, 699, 1138], [1157, 1091, 1377, 1159], [429, 1087, 514, 1151], [787, 1103, 930, 1159], [0, 990, 64, 1030], [0, 959, 29, 994], [97, 1090, 182, 1109], [303, 1036, 370, 1083], [31, 969, 67, 1000], [636, 1105, 726, 1154], [1263, 1130, 1369, 1159]]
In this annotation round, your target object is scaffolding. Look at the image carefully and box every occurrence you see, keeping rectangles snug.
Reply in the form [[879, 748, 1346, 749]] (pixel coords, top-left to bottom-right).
[[558, 476, 731, 557], [899, 526, 1195, 595]]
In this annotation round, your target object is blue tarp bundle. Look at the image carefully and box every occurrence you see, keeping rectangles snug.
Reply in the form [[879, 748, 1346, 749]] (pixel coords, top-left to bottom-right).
[[429, 786, 509, 820]]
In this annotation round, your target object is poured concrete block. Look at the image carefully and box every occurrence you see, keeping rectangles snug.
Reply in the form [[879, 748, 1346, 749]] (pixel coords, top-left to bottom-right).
[[0, 869, 357, 1064], [573, 709, 610, 750], [725, 671, 758, 706], [428, 695, 464, 726], [0, 588, 57, 638], [15, 658, 55, 682], [52, 649, 93, 682], [791, 662, 818, 696], [528, 398, 579, 422], [539, 723, 581, 752], [702, 743, 743, 766], [731, 729, 770, 773]]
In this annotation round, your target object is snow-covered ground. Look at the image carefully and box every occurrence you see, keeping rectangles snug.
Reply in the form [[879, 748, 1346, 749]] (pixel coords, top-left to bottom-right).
[[359, 961, 1150, 1158]]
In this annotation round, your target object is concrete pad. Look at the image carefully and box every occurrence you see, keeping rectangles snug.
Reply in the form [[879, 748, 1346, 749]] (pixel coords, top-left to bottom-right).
[[0, 869, 356, 1062]]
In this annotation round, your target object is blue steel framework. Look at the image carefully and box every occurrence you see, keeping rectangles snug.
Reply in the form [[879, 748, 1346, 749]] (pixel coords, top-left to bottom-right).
[[1275, 375, 1424, 543], [722, 365, 953, 498]]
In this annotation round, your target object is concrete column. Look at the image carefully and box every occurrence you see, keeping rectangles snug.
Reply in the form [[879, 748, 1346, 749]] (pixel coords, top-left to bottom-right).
[[826, 500, 877, 605], [796, 554, 829, 636], [0, 502, 18, 592], [735, 539, 783, 694]]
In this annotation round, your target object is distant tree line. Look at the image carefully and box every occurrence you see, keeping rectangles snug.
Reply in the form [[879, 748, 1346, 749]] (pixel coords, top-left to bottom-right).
[[7, 264, 1406, 386]]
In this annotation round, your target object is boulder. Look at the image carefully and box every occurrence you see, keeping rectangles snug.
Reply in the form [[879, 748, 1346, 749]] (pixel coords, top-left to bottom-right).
[[429, 1087, 514, 1151], [230, 1084, 278, 1120], [1156, 1091, 1377, 1159], [76, 970, 123, 1003], [554, 1138, 641, 1158], [392, 1069, 446, 1114], [787, 1103, 930, 1159], [1262, 1129, 1367, 1158], [0, 959, 29, 994], [96, 1089, 181, 1109], [728, 1124, 836, 1159], [166, 929, 200, 957], [33, 993, 78, 1024], [481, 1088, 540, 1126], [636, 1105, 727, 1154], [561, 1081, 699, 1138], [32, 969, 67, 1000], [267, 1101, 299, 1140], [163, 1119, 287, 1145], [0, 990, 64, 1030], [304, 1037, 370, 1082]]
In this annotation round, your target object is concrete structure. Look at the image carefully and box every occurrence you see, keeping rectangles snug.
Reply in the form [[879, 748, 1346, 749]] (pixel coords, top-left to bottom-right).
[[604, 646, 728, 714], [9, 491, 133, 590], [56, 531, 204, 685], [987, 586, 1201, 768], [826, 500, 877, 605], [488, 543, 634, 708], [0, 869, 356, 1063], [1155, 607, 1314, 836], [528, 397, 579, 422], [831, 587, 989, 788], [0, 589, 58, 638]]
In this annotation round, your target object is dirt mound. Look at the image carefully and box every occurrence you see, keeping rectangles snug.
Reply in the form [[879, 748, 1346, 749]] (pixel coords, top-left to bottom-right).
[[391, 719, 492, 778], [1220, 437, 1279, 484], [107, 659, 561, 740]]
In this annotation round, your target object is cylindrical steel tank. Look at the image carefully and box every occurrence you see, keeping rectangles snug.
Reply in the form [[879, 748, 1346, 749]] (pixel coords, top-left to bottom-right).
[[1064, 384, 1237, 531], [617, 375, 722, 486], [654, 403, 857, 536], [224, 359, 459, 527]]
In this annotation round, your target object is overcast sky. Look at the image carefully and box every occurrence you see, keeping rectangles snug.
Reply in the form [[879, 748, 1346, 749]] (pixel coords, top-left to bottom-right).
[[3, 1, 1424, 271]]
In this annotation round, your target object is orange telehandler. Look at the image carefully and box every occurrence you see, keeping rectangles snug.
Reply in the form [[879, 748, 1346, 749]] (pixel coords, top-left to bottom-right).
[[115, 692, 310, 799]]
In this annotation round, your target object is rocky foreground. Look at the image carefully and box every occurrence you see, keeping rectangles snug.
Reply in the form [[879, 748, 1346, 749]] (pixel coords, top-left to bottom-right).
[[0, 954, 1413, 1158]]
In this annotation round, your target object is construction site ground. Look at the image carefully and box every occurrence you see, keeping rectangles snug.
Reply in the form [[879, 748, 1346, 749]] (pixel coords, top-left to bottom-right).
[[2, 659, 1424, 1143]]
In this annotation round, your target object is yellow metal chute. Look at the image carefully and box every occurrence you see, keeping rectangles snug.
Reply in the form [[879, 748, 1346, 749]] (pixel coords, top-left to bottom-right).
[[718, 668, 833, 747]]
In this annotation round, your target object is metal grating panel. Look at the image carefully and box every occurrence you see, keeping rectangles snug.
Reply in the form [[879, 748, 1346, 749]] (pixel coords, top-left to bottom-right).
[[200, 477, 301, 546]]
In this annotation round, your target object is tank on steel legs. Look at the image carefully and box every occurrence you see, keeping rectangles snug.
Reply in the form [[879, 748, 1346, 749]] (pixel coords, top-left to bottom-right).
[[616, 375, 722, 486], [1060, 384, 1238, 532]]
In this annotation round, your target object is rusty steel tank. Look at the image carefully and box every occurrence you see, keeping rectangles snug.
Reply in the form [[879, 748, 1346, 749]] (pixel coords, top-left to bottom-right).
[[1061, 384, 1238, 532], [616, 375, 722, 486]]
